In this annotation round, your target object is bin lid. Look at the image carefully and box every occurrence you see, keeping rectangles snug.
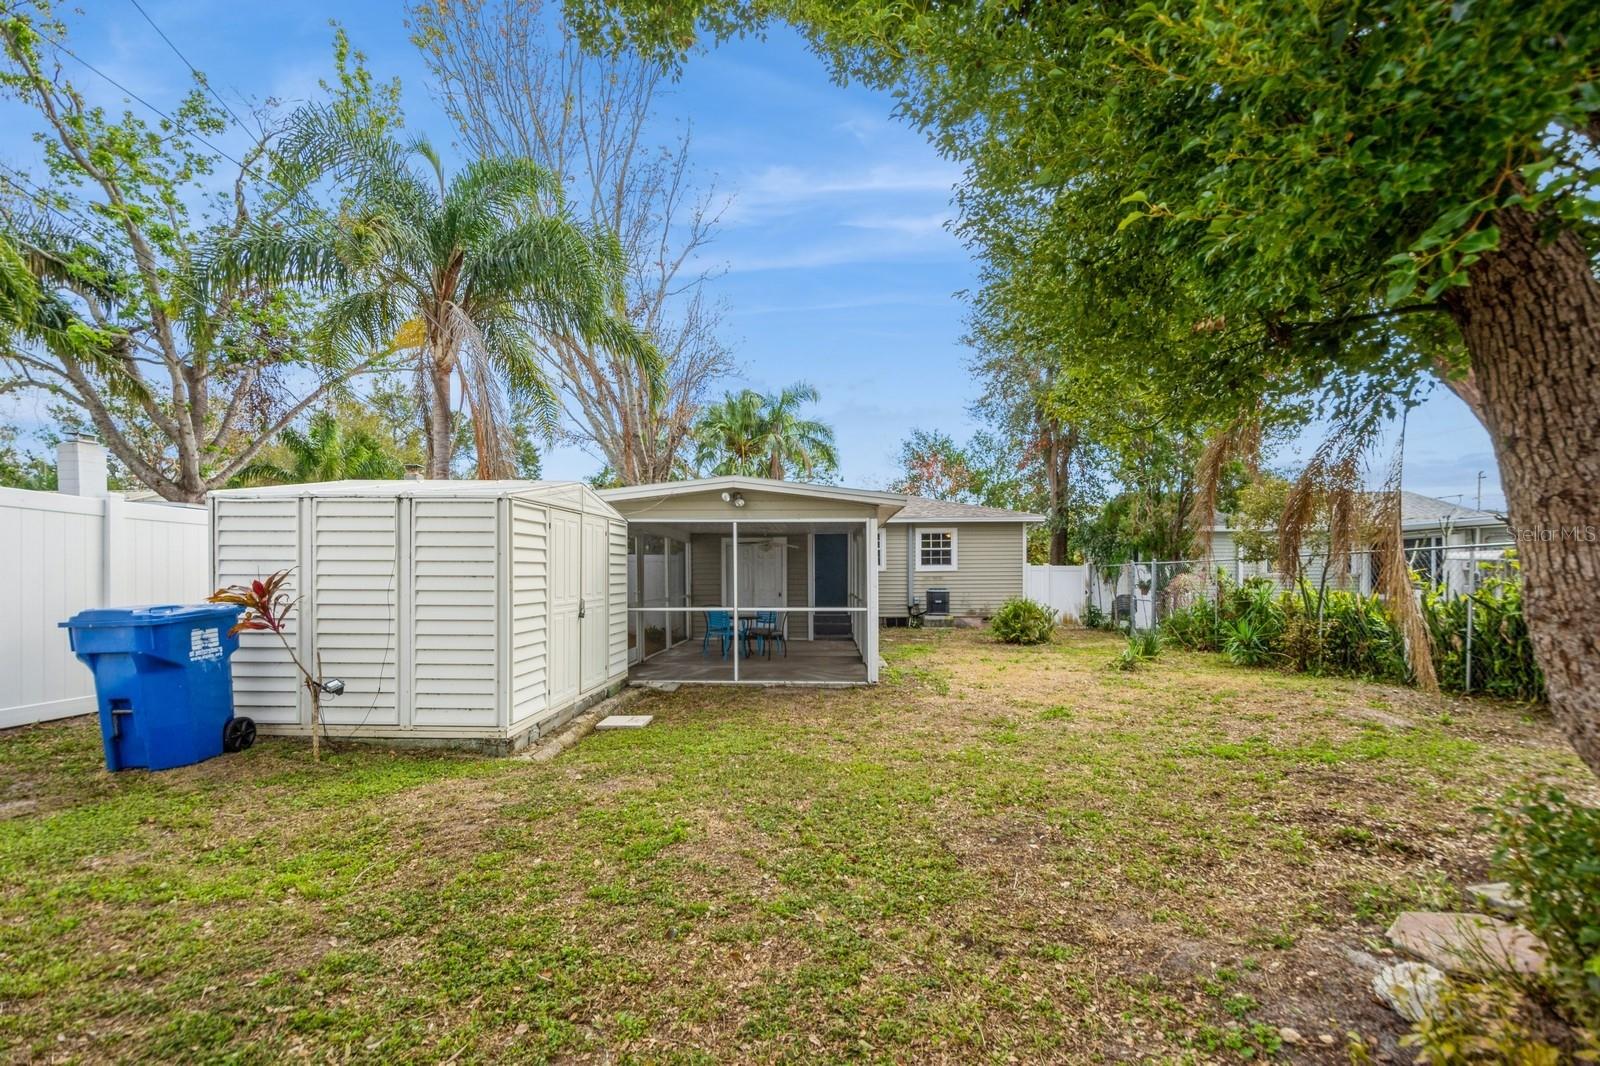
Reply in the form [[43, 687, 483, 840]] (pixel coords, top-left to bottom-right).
[[60, 603, 243, 629]]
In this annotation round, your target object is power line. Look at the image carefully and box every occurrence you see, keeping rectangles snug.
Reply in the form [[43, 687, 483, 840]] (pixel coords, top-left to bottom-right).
[[40, 36, 330, 243], [125, 0, 249, 132], [0, 161, 89, 234]]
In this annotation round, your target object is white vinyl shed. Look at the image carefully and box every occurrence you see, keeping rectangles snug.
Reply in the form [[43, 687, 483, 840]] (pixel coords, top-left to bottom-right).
[[209, 480, 628, 753]]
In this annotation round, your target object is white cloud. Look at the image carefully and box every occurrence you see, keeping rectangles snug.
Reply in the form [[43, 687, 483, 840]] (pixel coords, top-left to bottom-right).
[[843, 211, 952, 238], [709, 230, 966, 272], [731, 292, 951, 316], [723, 161, 964, 224]]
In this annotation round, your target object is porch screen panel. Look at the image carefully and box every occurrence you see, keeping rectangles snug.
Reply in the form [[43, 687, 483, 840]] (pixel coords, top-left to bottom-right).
[[668, 538, 688, 644], [637, 533, 667, 660]]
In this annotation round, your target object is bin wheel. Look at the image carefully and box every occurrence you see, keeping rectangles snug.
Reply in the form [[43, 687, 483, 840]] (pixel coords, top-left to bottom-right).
[[223, 716, 256, 753]]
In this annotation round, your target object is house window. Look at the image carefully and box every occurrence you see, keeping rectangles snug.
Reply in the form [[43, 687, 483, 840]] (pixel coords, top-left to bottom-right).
[[1404, 536, 1444, 584], [917, 528, 957, 571]]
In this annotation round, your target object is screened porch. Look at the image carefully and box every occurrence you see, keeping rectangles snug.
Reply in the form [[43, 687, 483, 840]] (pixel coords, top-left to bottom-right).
[[623, 519, 877, 684]]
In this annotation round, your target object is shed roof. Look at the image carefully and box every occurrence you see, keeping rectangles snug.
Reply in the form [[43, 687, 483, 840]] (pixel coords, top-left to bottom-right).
[[212, 479, 563, 497], [208, 479, 621, 516]]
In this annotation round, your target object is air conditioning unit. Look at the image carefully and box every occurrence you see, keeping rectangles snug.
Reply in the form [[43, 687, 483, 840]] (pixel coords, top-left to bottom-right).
[[926, 588, 950, 615]]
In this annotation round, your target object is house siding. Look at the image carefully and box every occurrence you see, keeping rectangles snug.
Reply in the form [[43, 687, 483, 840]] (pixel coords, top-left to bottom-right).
[[879, 523, 1028, 618], [683, 531, 811, 640]]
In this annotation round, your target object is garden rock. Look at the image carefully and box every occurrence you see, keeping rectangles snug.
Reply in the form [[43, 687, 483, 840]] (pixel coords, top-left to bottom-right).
[[1386, 911, 1547, 975], [1464, 881, 1525, 917], [1373, 962, 1448, 1023]]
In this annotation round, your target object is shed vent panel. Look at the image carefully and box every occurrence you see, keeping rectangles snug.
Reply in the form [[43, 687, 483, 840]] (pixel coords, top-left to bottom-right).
[[312, 498, 399, 727], [410, 498, 498, 728], [214, 498, 301, 725], [509, 499, 549, 726]]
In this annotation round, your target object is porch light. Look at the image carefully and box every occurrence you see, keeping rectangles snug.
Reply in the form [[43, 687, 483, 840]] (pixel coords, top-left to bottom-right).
[[721, 490, 745, 507]]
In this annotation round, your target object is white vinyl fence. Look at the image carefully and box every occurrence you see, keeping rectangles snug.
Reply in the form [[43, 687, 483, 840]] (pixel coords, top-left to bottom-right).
[[0, 487, 210, 729], [1023, 564, 1090, 623]]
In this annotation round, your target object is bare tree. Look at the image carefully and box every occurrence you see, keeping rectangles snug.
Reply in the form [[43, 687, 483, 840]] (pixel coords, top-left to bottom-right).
[[412, 0, 733, 484]]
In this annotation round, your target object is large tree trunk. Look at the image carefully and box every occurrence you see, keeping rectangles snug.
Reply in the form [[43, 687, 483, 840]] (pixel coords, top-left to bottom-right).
[[425, 355, 455, 480], [1045, 423, 1077, 566], [1444, 207, 1600, 776], [1045, 428, 1065, 565]]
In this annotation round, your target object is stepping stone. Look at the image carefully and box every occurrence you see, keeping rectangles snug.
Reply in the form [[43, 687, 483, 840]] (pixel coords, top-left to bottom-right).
[[1465, 881, 1525, 916], [1373, 961, 1449, 1023], [595, 715, 654, 731], [1386, 911, 1547, 976]]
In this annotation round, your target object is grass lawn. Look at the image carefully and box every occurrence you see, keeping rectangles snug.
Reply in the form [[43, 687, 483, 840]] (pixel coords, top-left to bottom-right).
[[1, 628, 1593, 1063]]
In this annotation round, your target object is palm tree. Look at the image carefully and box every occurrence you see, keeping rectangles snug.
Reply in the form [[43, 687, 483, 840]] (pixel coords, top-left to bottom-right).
[[231, 410, 404, 485], [692, 389, 767, 476], [693, 383, 838, 480], [213, 108, 658, 479], [1, 226, 138, 398], [758, 382, 837, 479]]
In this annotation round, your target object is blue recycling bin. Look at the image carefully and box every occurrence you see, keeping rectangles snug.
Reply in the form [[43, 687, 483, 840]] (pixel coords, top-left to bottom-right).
[[60, 604, 253, 772]]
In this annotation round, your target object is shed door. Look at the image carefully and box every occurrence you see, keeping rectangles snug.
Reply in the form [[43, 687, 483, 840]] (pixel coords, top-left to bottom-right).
[[580, 513, 610, 691], [548, 508, 581, 709]]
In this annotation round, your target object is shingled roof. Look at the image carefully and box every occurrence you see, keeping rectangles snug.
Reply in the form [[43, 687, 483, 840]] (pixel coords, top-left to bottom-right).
[[1210, 491, 1507, 532], [887, 496, 1045, 523], [1395, 491, 1504, 528]]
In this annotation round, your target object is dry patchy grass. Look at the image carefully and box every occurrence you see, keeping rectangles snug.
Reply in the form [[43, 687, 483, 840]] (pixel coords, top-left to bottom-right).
[[0, 627, 1592, 1064]]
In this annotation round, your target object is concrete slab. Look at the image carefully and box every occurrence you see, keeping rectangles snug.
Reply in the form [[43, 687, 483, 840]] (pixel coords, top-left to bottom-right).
[[1465, 881, 1525, 916], [595, 715, 654, 731], [1386, 911, 1547, 975]]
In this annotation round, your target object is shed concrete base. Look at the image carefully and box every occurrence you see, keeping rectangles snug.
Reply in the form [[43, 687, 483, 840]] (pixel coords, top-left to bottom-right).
[[255, 678, 629, 757]]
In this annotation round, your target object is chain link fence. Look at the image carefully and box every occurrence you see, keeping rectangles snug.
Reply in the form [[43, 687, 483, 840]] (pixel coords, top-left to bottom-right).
[[1084, 541, 1521, 693]]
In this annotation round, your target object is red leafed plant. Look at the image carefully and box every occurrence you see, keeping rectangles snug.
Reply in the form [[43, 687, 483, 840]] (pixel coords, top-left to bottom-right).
[[209, 568, 328, 761], [209, 570, 295, 635]]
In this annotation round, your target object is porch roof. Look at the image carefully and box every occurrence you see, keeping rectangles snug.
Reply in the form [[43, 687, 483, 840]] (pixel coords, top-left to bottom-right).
[[600, 476, 906, 525]]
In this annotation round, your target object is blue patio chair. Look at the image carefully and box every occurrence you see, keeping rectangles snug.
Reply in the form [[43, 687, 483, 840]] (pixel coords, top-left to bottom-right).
[[747, 610, 787, 658], [702, 611, 735, 658]]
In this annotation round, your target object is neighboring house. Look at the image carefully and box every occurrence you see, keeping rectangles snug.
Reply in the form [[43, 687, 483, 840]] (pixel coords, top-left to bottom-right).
[[599, 477, 1041, 685], [1202, 490, 1513, 593]]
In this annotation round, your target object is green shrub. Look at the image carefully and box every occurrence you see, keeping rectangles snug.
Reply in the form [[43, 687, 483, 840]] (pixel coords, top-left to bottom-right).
[[991, 597, 1056, 645], [1222, 617, 1276, 666], [1112, 627, 1162, 671], [1426, 558, 1545, 702], [1162, 598, 1222, 651], [1490, 788, 1600, 1032], [1157, 564, 1541, 699], [1402, 977, 1578, 1064], [1315, 589, 1410, 682], [1081, 603, 1107, 630]]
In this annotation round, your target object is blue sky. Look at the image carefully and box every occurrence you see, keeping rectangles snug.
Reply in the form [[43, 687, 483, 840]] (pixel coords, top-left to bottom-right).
[[0, 1, 1506, 510]]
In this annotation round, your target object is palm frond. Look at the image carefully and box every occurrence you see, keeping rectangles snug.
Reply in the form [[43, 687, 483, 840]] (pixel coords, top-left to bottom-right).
[[310, 289, 408, 370]]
